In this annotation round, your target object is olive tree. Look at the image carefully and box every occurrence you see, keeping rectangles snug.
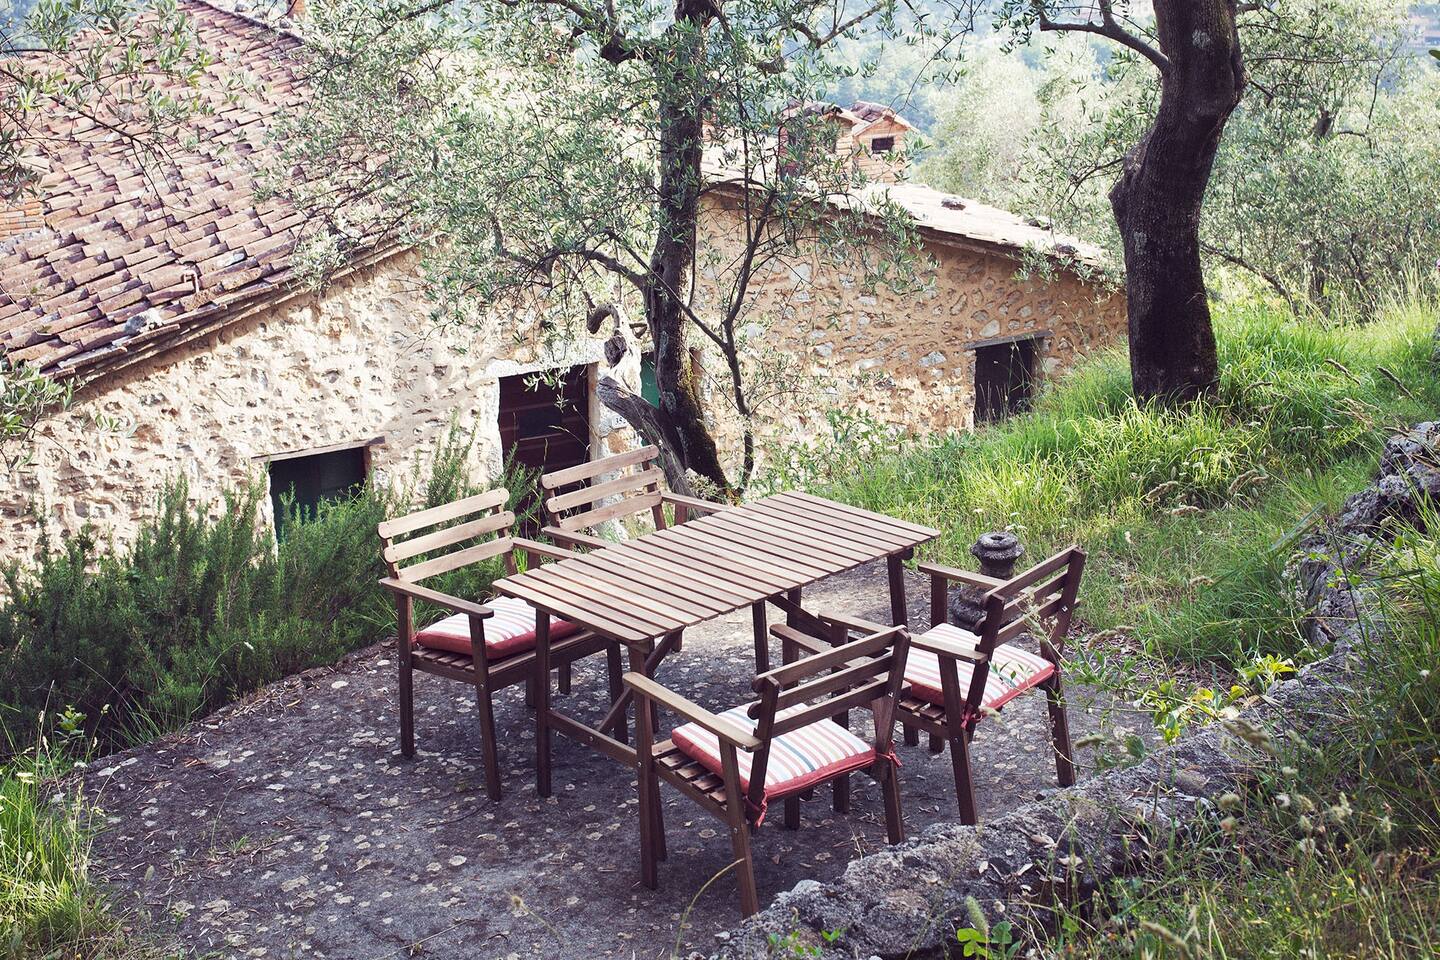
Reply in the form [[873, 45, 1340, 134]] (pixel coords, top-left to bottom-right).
[[272, 0, 934, 497]]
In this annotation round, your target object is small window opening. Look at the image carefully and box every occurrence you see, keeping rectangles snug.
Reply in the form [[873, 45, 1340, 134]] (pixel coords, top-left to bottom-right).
[[974, 338, 1038, 424], [869, 136, 896, 154], [269, 446, 368, 537]]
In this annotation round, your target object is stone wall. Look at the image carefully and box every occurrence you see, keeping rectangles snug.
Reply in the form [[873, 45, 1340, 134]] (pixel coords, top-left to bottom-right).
[[692, 191, 1127, 472], [0, 250, 635, 558]]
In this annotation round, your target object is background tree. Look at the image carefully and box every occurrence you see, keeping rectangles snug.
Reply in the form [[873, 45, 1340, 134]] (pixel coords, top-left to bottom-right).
[[273, 0, 928, 496], [927, 1, 1429, 314], [996, 0, 1246, 404]]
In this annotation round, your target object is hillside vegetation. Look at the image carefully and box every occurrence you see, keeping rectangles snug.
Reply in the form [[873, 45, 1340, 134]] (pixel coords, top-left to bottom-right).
[[2, 297, 1438, 957]]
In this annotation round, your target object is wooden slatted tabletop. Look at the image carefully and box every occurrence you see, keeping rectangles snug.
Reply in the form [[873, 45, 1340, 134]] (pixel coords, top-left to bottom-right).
[[493, 491, 939, 645]]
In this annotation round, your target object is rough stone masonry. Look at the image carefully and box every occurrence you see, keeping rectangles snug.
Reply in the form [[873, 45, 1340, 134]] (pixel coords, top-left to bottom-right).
[[710, 422, 1440, 960]]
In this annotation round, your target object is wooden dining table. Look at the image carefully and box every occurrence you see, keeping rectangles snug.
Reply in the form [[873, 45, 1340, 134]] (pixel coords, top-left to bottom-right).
[[490, 490, 939, 795]]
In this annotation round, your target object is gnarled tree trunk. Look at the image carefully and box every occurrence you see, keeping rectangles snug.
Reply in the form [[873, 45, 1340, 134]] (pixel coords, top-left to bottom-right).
[[628, 0, 734, 496], [1109, 0, 1244, 404]]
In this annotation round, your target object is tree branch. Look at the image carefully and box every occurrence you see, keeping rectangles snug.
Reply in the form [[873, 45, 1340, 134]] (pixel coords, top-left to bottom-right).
[[1031, 0, 1169, 73]]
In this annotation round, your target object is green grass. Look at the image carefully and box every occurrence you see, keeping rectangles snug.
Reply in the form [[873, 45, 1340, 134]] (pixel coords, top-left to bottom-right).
[[1039, 507, 1440, 960], [810, 296, 1440, 672]]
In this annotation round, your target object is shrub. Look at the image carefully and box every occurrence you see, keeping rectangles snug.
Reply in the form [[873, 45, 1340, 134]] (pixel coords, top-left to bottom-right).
[[0, 423, 539, 756]]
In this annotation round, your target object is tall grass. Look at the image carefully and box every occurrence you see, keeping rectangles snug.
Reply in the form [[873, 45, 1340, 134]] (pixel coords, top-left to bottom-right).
[[1045, 507, 1440, 960], [808, 298, 1440, 668]]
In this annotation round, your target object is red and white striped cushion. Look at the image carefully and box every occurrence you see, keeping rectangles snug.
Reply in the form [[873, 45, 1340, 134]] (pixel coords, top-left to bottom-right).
[[413, 595, 581, 659], [904, 623, 1055, 712], [671, 704, 876, 804]]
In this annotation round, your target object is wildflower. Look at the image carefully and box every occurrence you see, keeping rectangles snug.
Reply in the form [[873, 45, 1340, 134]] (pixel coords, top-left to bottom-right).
[[1296, 837, 1318, 855], [1275, 793, 1292, 809], [1378, 814, 1393, 836], [1281, 765, 1298, 777], [1217, 792, 1242, 812], [1298, 815, 1315, 834], [1296, 794, 1316, 813], [1219, 816, 1237, 834], [1327, 794, 1353, 823]]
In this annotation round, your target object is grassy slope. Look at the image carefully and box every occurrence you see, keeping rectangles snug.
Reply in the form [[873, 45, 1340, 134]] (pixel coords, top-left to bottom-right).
[[821, 298, 1440, 674]]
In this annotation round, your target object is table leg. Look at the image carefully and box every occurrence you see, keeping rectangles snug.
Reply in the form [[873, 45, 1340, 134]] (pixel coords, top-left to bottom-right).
[[887, 550, 910, 626], [751, 602, 769, 674], [535, 612, 552, 798], [599, 633, 681, 737]]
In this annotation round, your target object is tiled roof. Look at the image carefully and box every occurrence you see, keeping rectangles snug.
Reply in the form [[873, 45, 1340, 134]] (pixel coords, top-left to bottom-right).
[[0, 0, 392, 378]]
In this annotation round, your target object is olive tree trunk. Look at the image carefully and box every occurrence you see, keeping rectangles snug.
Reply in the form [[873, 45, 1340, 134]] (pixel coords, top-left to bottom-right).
[[1108, 0, 1244, 403]]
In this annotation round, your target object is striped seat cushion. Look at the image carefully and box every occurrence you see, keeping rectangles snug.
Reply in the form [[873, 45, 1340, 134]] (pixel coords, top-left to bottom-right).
[[670, 704, 876, 807], [413, 595, 581, 659], [904, 623, 1054, 712]]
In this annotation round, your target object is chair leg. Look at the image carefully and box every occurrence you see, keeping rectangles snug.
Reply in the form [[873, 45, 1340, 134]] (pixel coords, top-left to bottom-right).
[[928, 732, 945, 754], [903, 722, 918, 747], [949, 726, 978, 825], [606, 645, 628, 745], [832, 773, 850, 814], [880, 763, 904, 844], [652, 777, 668, 862], [637, 767, 659, 890], [398, 660, 415, 759], [558, 661, 572, 696], [729, 818, 760, 917], [525, 677, 537, 709], [474, 680, 502, 802], [784, 795, 800, 830], [1046, 676, 1076, 788]]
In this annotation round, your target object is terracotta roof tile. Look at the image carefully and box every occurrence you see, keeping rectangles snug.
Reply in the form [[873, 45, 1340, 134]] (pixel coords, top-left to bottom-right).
[[0, 0, 389, 377]]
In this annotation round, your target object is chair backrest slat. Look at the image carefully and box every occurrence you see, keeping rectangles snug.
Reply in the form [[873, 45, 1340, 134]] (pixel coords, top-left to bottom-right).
[[991, 548, 1075, 598], [769, 678, 892, 737], [541, 445, 660, 490], [397, 536, 513, 582], [751, 652, 894, 717], [378, 487, 514, 583], [384, 510, 516, 565], [542, 447, 667, 542], [753, 626, 902, 689], [377, 488, 509, 540], [546, 466, 664, 513], [557, 491, 664, 532]]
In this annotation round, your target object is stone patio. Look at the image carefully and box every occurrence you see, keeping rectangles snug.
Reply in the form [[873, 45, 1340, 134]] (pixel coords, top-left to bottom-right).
[[78, 562, 1123, 958]]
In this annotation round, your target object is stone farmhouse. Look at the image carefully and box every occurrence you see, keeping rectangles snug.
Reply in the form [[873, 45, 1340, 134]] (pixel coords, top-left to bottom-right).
[[0, 0, 1125, 556]]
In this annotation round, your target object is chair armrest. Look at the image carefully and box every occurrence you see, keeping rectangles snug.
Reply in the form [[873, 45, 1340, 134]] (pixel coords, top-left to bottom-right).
[[770, 623, 828, 657], [661, 493, 725, 520], [513, 537, 581, 563], [910, 629, 986, 663], [819, 611, 892, 636], [917, 562, 1005, 591], [378, 578, 494, 619], [623, 672, 761, 751], [541, 526, 611, 551]]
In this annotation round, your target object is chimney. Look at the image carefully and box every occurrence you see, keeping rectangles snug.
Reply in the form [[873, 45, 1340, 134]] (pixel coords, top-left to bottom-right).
[[0, 196, 45, 242]]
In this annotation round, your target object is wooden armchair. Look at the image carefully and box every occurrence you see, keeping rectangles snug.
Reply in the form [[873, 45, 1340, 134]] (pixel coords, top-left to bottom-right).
[[378, 487, 622, 801], [540, 444, 722, 690], [897, 546, 1086, 823], [624, 623, 911, 917]]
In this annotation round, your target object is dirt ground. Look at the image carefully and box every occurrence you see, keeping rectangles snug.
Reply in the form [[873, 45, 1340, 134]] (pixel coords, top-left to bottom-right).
[[79, 562, 1124, 959]]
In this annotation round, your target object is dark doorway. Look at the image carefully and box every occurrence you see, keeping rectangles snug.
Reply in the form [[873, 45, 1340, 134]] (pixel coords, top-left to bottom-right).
[[498, 365, 591, 480], [973, 338, 1038, 424], [268, 446, 367, 538]]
